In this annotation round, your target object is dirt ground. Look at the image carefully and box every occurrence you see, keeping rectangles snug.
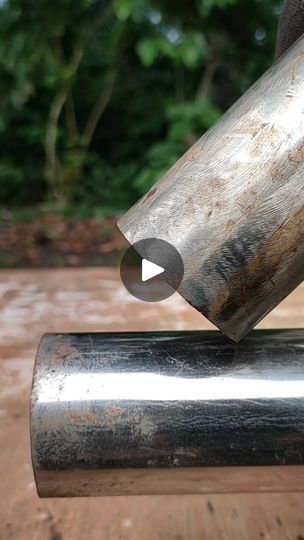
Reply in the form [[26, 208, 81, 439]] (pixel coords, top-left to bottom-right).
[[1, 267, 304, 540], [0, 215, 126, 268]]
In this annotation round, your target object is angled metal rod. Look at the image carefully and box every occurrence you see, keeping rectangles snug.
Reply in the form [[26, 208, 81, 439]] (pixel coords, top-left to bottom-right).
[[118, 35, 304, 341]]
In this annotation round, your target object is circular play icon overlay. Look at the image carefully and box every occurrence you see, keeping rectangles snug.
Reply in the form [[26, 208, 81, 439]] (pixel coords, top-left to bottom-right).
[[120, 238, 184, 302]]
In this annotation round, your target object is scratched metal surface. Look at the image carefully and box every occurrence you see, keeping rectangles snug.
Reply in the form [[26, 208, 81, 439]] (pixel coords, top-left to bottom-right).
[[118, 36, 304, 342], [31, 329, 304, 497]]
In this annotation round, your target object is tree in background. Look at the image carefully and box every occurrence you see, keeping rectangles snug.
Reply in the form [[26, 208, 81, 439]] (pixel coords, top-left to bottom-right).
[[0, 0, 280, 213]]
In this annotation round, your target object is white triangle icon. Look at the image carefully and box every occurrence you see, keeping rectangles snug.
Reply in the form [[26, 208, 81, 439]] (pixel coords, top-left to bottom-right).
[[142, 259, 164, 282]]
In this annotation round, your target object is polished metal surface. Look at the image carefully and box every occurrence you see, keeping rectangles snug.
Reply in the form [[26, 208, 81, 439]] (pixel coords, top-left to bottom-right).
[[118, 36, 304, 341], [31, 330, 304, 497]]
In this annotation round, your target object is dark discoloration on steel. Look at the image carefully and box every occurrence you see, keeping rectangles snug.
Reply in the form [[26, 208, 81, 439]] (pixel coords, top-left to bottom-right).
[[34, 466, 304, 498], [31, 330, 304, 497], [187, 186, 304, 339], [118, 37, 304, 342]]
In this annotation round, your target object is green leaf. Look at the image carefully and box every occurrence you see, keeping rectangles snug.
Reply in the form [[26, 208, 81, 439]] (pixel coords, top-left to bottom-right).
[[179, 32, 208, 68], [136, 38, 159, 66], [113, 0, 132, 21]]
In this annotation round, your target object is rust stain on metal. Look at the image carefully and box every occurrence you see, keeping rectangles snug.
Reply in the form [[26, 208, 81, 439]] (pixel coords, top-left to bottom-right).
[[208, 205, 304, 325], [55, 344, 79, 361], [290, 52, 304, 86], [49, 340, 80, 368], [288, 141, 304, 165], [69, 411, 101, 426], [144, 187, 157, 202], [108, 405, 124, 417]]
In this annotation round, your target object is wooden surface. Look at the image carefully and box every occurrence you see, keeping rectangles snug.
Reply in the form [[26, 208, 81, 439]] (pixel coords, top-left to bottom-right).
[[1, 268, 304, 540]]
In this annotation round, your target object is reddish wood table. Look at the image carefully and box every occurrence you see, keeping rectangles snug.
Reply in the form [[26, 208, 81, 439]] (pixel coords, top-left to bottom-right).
[[1, 268, 304, 539]]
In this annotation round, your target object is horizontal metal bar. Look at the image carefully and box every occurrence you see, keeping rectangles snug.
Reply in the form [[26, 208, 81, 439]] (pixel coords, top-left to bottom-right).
[[31, 329, 304, 497]]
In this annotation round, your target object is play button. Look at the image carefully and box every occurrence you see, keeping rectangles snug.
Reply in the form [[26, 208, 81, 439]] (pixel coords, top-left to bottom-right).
[[142, 259, 164, 282], [120, 238, 184, 302]]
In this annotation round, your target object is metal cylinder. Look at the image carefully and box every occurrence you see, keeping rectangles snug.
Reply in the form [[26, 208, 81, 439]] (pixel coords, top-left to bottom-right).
[[118, 36, 304, 342], [31, 329, 304, 497]]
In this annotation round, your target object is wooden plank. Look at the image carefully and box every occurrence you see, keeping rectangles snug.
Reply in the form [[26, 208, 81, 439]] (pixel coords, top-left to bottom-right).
[[1, 268, 304, 539]]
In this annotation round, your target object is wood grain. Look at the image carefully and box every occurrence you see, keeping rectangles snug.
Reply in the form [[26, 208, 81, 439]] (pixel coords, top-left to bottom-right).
[[1, 268, 304, 539]]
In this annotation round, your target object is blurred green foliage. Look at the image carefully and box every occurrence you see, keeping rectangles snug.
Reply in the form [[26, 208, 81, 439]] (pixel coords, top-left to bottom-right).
[[0, 0, 280, 213]]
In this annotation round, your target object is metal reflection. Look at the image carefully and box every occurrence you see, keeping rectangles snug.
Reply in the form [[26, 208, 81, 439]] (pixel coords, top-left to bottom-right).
[[37, 372, 304, 403], [31, 330, 304, 497]]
